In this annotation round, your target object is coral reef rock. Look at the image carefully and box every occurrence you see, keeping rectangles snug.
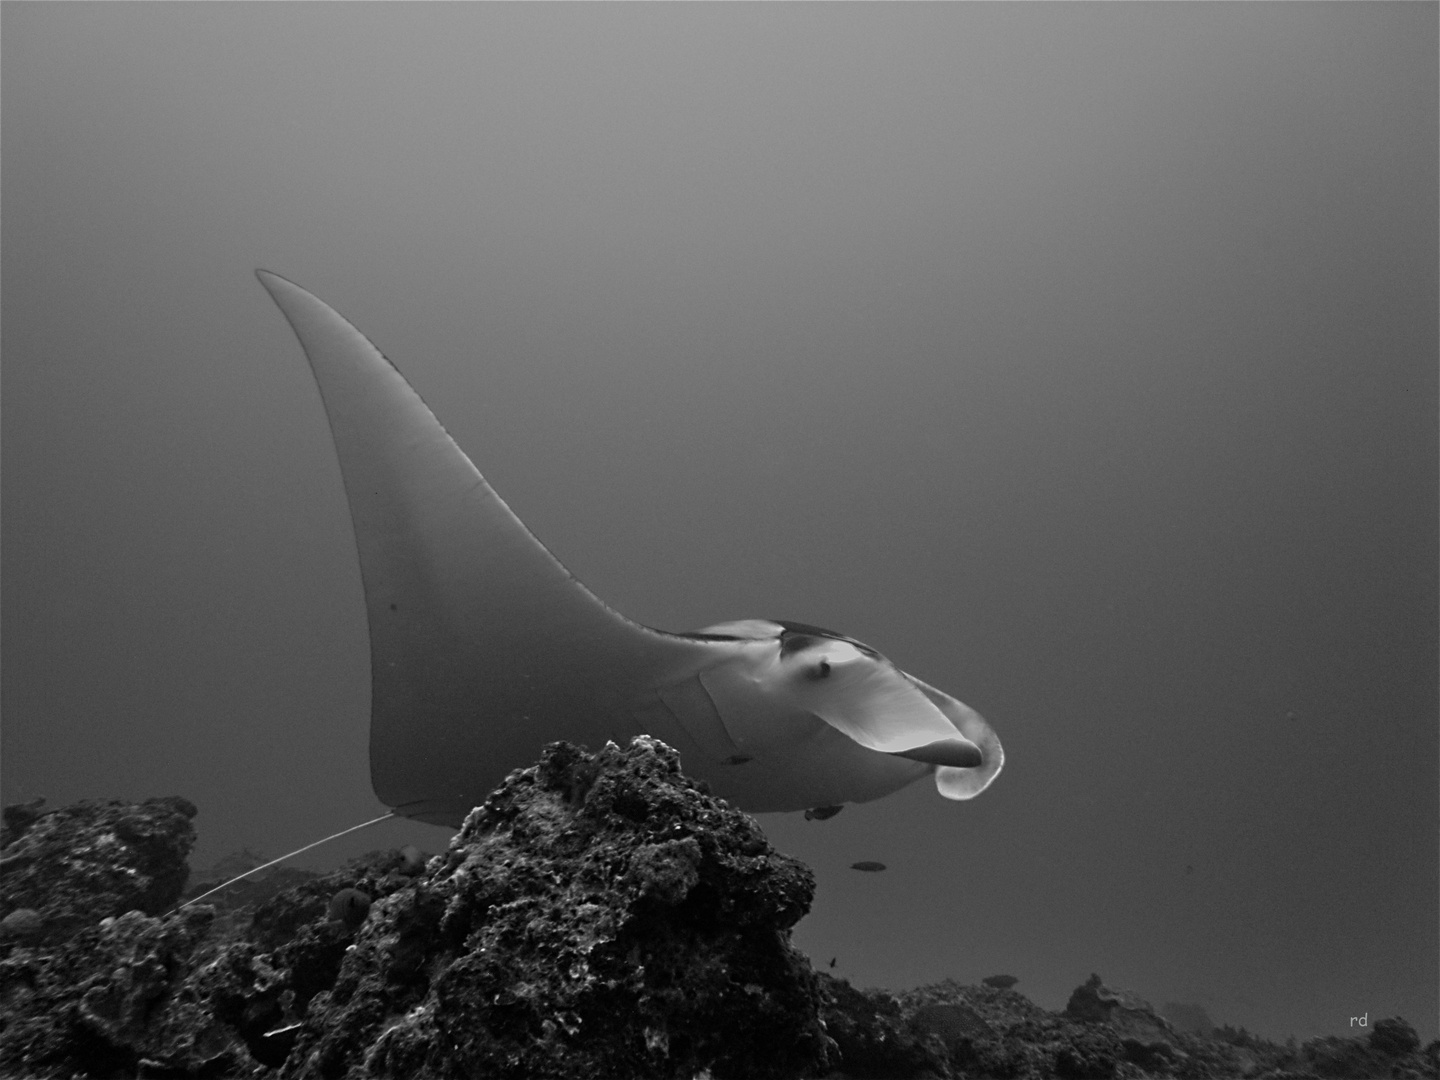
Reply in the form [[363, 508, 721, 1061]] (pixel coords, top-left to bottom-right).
[[1160, 1000, 1216, 1037], [1066, 972, 1180, 1069], [3, 775, 1435, 1080], [0, 795, 196, 946], [1, 740, 831, 1080], [822, 974, 1439, 1080], [283, 736, 832, 1080], [1370, 1015, 1421, 1056]]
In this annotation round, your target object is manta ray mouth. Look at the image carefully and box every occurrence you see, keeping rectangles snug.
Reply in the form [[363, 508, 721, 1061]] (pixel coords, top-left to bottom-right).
[[888, 737, 984, 769]]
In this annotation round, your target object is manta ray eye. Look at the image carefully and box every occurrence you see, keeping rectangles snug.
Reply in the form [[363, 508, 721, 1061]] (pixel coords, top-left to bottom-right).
[[810, 659, 832, 680]]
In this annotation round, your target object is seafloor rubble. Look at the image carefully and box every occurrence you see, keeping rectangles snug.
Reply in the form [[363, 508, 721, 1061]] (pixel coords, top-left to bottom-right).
[[1, 739, 1434, 1080]]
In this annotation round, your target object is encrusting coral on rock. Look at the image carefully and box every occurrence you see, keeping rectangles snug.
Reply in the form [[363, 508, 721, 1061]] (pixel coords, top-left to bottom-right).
[[2, 740, 1435, 1079], [0, 738, 832, 1080], [0, 795, 197, 946], [282, 735, 831, 1080]]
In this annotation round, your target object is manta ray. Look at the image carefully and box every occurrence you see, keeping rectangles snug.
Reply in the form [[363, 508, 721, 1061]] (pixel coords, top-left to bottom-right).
[[257, 271, 1003, 828]]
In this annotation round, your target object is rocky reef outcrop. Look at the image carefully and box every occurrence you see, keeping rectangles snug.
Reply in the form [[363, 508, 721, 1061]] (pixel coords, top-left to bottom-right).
[[282, 736, 831, 1080], [819, 974, 1437, 1080], [0, 795, 197, 947], [1, 738, 831, 1079], [2, 742, 1435, 1080]]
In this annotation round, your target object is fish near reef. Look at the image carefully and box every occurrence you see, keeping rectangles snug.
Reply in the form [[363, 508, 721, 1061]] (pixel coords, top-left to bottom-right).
[[982, 974, 1019, 989], [849, 861, 887, 873]]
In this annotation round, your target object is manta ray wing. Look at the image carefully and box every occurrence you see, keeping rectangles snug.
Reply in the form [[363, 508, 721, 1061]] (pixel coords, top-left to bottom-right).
[[257, 271, 720, 826], [909, 675, 1005, 799]]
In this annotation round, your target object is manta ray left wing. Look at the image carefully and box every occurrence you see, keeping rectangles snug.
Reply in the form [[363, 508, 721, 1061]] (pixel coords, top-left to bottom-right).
[[259, 271, 726, 825]]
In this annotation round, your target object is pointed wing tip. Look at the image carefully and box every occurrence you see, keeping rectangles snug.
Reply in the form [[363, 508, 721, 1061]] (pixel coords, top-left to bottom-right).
[[255, 268, 301, 297]]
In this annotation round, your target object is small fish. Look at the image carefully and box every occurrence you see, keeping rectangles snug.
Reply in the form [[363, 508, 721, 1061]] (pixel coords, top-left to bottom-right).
[[804, 805, 843, 821], [982, 974, 1019, 989], [828, 956, 837, 968], [850, 861, 887, 873]]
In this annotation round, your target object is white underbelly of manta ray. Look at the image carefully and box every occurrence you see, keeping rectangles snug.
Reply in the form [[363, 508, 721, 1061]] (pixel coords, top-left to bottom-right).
[[257, 271, 1003, 828]]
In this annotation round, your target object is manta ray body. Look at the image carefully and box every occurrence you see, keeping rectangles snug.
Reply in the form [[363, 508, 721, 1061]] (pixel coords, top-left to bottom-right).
[[258, 272, 1003, 827]]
